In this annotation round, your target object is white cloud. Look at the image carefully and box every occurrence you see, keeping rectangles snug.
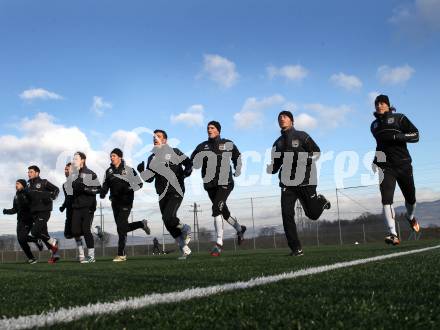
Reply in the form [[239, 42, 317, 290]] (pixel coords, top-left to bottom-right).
[[234, 94, 285, 129], [267, 65, 308, 81], [377, 65, 415, 85], [330, 73, 363, 91], [171, 104, 204, 127], [304, 103, 352, 129], [390, 0, 440, 31], [201, 54, 239, 88], [19, 88, 63, 101], [0, 113, 149, 203], [233, 111, 263, 129], [294, 113, 318, 130], [91, 96, 112, 117]]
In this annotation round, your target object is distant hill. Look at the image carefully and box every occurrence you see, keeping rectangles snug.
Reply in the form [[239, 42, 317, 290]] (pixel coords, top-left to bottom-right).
[[395, 200, 440, 227]]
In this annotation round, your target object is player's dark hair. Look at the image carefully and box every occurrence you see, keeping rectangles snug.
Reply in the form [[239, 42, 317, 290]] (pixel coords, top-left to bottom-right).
[[154, 129, 168, 139], [27, 165, 40, 173], [74, 151, 87, 166]]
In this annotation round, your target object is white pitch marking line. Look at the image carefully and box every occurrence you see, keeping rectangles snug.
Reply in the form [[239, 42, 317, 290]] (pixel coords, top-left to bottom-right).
[[1, 245, 439, 330]]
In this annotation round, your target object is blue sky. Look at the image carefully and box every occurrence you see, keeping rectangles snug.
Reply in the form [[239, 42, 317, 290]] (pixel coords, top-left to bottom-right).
[[1, 0, 440, 200]]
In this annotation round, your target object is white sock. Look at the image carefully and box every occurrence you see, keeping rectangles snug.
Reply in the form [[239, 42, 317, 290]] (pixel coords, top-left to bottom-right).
[[88, 248, 95, 258], [224, 215, 242, 233], [75, 238, 85, 258], [383, 204, 397, 236], [405, 202, 416, 221], [214, 216, 223, 246], [48, 238, 56, 246]]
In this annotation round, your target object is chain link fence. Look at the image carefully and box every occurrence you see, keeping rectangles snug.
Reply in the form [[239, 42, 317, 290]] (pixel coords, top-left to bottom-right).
[[1, 184, 439, 262]]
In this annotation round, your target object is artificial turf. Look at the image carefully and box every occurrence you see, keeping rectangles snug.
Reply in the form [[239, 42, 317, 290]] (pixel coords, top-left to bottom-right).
[[1, 240, 438, 329]]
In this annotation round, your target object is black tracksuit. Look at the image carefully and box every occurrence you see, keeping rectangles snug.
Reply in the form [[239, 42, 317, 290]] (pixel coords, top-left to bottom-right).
[[371, 111, 419, 205], [269, 127, 327, 251], [60, 180, 74, 239], [71, 166, 101, 248], [3, 190, 39, 259], [25, 177, 59, 244], [101, 161, 144, 256], [141, 145, 192, 239], [191, 136, 240, 219]]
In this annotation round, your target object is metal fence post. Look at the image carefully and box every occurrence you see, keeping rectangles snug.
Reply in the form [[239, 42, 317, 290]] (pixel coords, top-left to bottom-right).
[[336, 188, 343, 246], [316, 222, 320, 247], [362, 223, 366, 243], [251, 197, 256, 250]]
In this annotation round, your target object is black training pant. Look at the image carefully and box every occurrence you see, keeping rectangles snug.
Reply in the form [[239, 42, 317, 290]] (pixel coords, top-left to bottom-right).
[[207, 185, 233, 219], [64, 207, 74, 239], [159, 193, 183, 239], [379, 163, 416, 205], [281, 185, 327, 251], [112, 203, 144, 256], [72, 207, 95, 249], [17, 221, 35, 260], [31, 211, 51, 242]]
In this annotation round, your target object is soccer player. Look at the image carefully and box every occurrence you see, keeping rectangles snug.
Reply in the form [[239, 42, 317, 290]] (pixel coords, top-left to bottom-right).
[[191, 121, 246, 257], [3, 179, 43, 264], [71, 152, 101, 263], [138, 130, 193, 260], [370, 94, 420, 245], [60, 162, 85, 261], [100, 148, 150, 262], [25, 165, 60, 263], [267, 111, 330, 256]]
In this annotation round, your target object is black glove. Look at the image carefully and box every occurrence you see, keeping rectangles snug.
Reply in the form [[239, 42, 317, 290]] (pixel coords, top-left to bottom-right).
[[137, 161, 145, 173], [59, 205, 65, 213], [2, 209, 6, 215]]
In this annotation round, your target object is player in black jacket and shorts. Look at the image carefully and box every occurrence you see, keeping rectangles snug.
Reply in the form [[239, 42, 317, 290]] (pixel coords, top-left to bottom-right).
[[71, 152, 101, 263], [191, 121, 246, 257], [101, 148, 150, 262], [138, 130, 193, 260], [60, 162, 85, 261], [267, 111, 330, 256], [3, 179, 43, 263], [371, 94, 420, 245], [25, 165, 60, 263]]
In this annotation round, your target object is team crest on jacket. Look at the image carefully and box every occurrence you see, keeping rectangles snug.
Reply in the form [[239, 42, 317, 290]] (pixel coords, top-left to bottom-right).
[[36, 183, 41, 189], [292, 139, 300, 148], [387, 118, 395, 124], [121, 170, 127, 175], [204, 145, 209, 150], [219, 142, 233, 151], [108, 168, 113, 174]]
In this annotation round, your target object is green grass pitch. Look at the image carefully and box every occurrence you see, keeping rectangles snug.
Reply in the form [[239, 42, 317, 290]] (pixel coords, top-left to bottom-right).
[[1, 240, 439, 329]]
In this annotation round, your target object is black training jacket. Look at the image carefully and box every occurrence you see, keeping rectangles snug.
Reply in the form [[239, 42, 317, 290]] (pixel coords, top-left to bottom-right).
[[25, 177, 59, 213], [191, 136, 241, 190], [371, 111, 419, 167], [71, 166, 101, 210], [269, 127, 320, 187], [141, 145, 192, 197], [3, 190, 32, 223], [101, 160, 143, 207]]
